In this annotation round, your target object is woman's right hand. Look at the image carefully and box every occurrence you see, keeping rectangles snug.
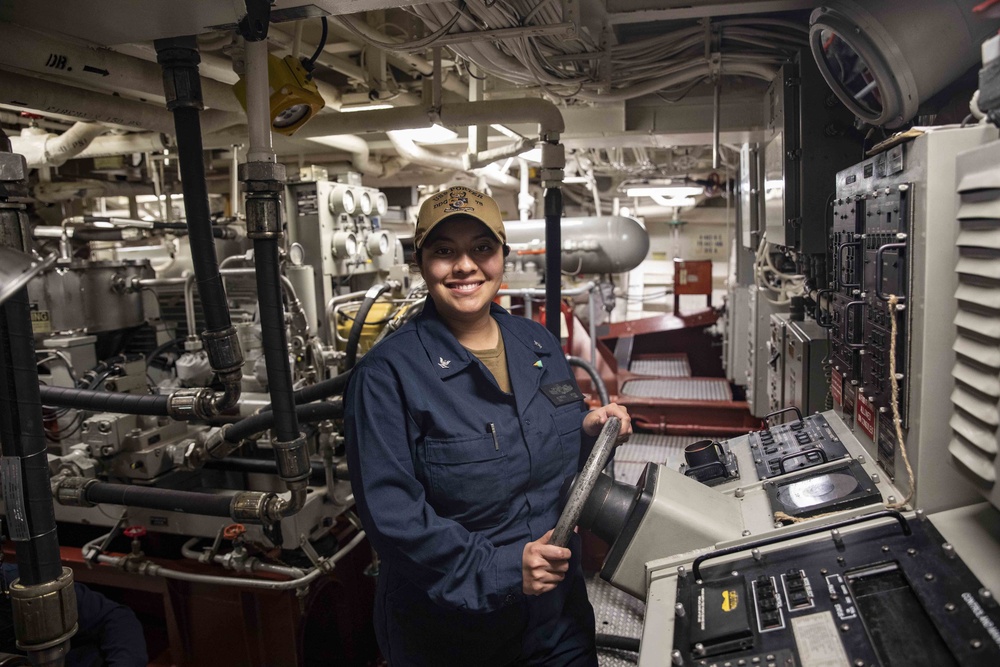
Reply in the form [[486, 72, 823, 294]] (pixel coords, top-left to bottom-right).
[[522, 529, 571, 596]]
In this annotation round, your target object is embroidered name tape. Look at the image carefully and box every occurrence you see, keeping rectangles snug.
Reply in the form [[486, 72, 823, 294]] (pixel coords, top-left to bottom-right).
[[541, 381, 582, 407]]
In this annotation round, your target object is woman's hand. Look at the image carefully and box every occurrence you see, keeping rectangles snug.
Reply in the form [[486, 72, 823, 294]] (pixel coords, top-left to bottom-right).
[[582, 402, 632, 443], [522, 529, 571, 596]]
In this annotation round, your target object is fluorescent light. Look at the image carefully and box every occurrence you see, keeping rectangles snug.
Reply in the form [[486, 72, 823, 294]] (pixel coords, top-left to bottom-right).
[[392, 124, 459, 144], [651, 195, 697, 207], [519, 147, 542, 163], [625, 186, 703, 198], [339, 104, 393, 113]]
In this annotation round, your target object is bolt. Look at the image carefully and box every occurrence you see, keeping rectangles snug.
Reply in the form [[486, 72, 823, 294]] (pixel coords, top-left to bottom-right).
[[854, 660, 865, 666], [888, 495, 897, 504], [694, 643, 705, 656], [742, 529, 752, 537], [735, 488, 745, 498], [943, 543, 956, 559], [837, 556, 846, 566], [831, 529, 843, 545], [970, 639, 983, 650], [872, 473, 881, 483], [896, 232, 907, 240], [980, 588, 995, 606], [752, 549, 762, 561], [98, 420, 112, 433], [907, 548, 917, 556], [899, 184, 909, 191], [879, 407, 887, 414], [677, 566, 687, 578], [675, 602, 686, 617], [671, 649, 684, 665], [924, 573, 935, 581], [882, 546, 890, 552], [858, 455, 866, 463], [841, 624, 850, 632], [945, 602, 957, 612]]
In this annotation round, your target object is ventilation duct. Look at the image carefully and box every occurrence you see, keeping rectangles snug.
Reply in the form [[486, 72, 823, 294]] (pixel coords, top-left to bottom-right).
[[809, 0, 999, 127]]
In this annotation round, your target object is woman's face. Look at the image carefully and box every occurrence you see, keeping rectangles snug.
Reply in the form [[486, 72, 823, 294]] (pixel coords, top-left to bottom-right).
[[419, 216, 504, 325]]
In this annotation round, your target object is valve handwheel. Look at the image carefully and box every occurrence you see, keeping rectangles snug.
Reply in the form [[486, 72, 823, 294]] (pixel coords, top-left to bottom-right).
[[549, 416, 621, 548], [123, 525, 146, 539]]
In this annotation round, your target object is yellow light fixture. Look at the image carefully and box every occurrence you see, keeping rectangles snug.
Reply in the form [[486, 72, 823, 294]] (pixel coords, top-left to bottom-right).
[[233, 53, 325, 136]]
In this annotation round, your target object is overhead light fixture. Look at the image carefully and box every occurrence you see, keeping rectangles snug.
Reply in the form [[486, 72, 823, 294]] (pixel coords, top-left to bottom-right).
[[651, 195, 697, 208], [626, 186, 704, 198], [339, 103, 394, 113], [519, 147, 542, 163], [392, 124, 459, 144], [232, 54, 325, 136]]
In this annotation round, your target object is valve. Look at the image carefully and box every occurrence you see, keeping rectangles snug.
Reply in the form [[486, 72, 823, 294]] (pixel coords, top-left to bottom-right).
[[223, 523, 247, 542], [123, 525, 146, 558]]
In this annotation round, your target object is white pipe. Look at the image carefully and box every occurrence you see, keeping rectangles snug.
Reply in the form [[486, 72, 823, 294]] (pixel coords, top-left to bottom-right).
[[32, 179, 154, 204], [0, 70, 241, 135], [0, 23, 244, 114], [306, 134, 407, 177], [386, 132, 518, 189], [76, 132, 168, 160], [518, 158, 533, 221], [10, 122, 107, 168], [243, 39, 276, 164]]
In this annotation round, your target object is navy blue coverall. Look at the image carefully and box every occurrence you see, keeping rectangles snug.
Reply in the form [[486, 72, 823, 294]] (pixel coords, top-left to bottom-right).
[[345, 299, 598, 666]]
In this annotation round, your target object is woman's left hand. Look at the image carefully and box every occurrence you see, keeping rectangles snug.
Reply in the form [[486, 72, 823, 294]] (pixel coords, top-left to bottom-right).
[[582, 403, 632, 443]]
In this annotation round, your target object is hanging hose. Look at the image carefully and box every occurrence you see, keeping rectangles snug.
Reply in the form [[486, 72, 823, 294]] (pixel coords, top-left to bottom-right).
[[544, 187, 563, 341], [155, 36, 243, 417], [567, 355, 609, 406], [344, 283, 390, 370], [595, 634, 640, 654]]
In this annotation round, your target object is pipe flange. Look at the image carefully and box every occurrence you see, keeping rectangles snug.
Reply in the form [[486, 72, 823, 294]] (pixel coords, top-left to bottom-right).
[[8, 567, 79, 651], [244, 197, 283, 239], [231, 491, 273, 524]]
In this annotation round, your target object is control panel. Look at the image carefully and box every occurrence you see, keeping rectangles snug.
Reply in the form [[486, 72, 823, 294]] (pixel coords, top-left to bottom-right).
[[670, 513, 1000, 666], [748, 413, 850, 480]]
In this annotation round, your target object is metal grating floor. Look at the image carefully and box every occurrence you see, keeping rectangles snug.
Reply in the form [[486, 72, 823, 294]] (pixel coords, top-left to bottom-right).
[[587, 574, 645, 666], [612, 433, 730, 484], [629, 356, 691, 377], [619, 377, 732, 401]]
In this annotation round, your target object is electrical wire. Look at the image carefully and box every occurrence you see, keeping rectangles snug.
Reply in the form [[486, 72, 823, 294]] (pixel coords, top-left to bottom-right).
[[304, 17, 329, 69]]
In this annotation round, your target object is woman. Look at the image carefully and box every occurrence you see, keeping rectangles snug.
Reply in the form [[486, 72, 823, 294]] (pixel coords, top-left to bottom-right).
[[345, 186, 632, 666]]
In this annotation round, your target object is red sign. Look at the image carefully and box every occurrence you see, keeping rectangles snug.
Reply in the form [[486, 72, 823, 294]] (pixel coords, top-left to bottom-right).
[[831, 368, 843, 406], [856, 392, 876, 441]]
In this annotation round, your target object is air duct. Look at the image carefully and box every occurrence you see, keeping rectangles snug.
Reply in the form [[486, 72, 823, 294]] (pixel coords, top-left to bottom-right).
[[809, 0, 1000, 127]]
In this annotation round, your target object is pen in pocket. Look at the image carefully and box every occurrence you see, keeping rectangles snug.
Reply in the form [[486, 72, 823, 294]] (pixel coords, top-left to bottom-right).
[[488, 422, 499, 451]]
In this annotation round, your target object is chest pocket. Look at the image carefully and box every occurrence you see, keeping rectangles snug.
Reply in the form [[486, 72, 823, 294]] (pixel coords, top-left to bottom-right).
[[552, 405, 584, 471], [422, 433, 509, 531]]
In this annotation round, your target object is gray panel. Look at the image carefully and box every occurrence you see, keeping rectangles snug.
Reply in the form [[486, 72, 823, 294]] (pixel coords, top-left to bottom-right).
[[620, 378, 731, 401]]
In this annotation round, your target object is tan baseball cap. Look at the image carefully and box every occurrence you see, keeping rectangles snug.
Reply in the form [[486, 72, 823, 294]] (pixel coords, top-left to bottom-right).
[[413, 186, 506, 249]]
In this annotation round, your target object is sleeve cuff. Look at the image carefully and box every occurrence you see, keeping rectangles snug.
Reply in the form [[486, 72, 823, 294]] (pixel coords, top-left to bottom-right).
[[496, 540, 526, 606]]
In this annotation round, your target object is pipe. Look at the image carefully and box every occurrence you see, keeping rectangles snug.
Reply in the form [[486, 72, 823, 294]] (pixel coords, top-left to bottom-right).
[[32, 179, 155, 204], [505, 216, 650, 274], [84, 482, 233, 517], [254, 240, 298, 443], [344, 284, 390, 371], [223, 400, 344, 445], [291, 98, 564, 141], [0, 291, 63, 585], [305, 133, 407, 178], [518, 158, 532, 221], [156, 37, 244, 415], [244, 40, 276, 164], [386, 132, 519, 189], [76, 132, 168, 160], [87, 529, 366, 591], [9, 122, 108, 168], [595, 634, 640, 653], [38, 384, 169, 416], [544, 188, 562, 340], [202, 457, 334, 484], [0, 23, 245, 114], [292, 370, 353, 406], [567, 355, 609, 407]]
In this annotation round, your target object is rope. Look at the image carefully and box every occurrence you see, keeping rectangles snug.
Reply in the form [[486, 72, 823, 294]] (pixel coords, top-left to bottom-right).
[[886, 294, 915, 508]]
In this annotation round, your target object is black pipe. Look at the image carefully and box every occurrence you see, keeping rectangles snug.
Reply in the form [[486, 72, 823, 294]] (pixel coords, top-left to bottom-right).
[[85, 482, 232, 517], [344, 284, 390, 370], [595, 634, 640, 654], [226, 399, 342, 444], [0, 289, 62, 585], [544, 187, 562, 341], [38, 385, 169, 416], [203, 457, 332, 483], [254, 238, 299, 443], [292, 370, 352, 405], [567, 355, 609, 406], [154, 37, 237, 345]]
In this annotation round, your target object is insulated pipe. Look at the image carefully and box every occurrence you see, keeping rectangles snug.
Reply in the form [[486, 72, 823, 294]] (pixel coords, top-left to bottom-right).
[[386, 132, 519, 189], [84, 482, 233, 517], [0, 70, 241, 136], [244, 40, 276, 164], [0, 23, 245, 114], [32, 179, 155, 204], [544, 188, 562, 340], [9, 122, 108, 168], [291, 98, 564, 140], [306, 134, 407, 178], [203, 457, 331, 483], [344, 284, 390, 371], [76, 132, 168, 160]]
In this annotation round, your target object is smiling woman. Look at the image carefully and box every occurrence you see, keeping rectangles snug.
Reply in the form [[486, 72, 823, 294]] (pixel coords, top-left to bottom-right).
[[344, 185, 632, 666]]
